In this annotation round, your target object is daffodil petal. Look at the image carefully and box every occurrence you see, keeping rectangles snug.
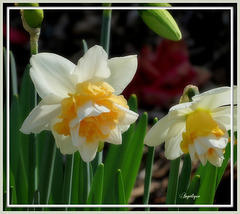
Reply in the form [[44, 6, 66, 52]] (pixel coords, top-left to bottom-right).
[[166, 120, 186, 141], [78, 141, 99, 162], [188, 143, 197, 161], [70, 101, 110, 128], [208, 150, 224, 167], [73, 45, 110, 82], [213, 147, 225, 158], [197, 134, 228, 149], [105, 126, 122, 145], [212, 106, 237, 131], [194, 139, 209, 155], [169, 102, 193, 117], [144, 115, 173, 146], [114, 103, 139, 125], [20, 102, 61, 134], [30, 53, 77, 99], [193, 86, 237, 109], [42, 94, 63, 105], [106, 55, 138, 95], [52, 131, 78, 154], [119, 124, 130, 133], [70, 123, 86, 147], [198, 154, 207, 166], [164, 130, 184, 160]]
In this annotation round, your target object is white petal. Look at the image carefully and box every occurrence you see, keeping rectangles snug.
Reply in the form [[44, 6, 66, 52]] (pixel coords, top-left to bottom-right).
[[207, 150, 224, 167], [164, 130, 184, 160], [30, 53, 77, 99], [166, 120, 186, 142], [42, 94, 63, 105], [211, 106, 231, 129], [197, 134, 228, 149], [78, 141, 99, 162], [70, 123, 86, 147], [194, 139, 209, 155], [114, 103, 139, 125], [144, 115, 173, 146], [192, 86, 237, 109], [70, 101, 110, 128], [198, 154, 208, 166], [106, 55, 138, 95], [188, 143, 197, 161], [169, 102, 193, 116], [50, 118, 78, 154], [52, 131, 78, 154], [73, 45, 110, 82], [119, 124, 130, 133], [214, 147, 225, 158], [105, 126, 122, 145], [20, 102, 61, 134]]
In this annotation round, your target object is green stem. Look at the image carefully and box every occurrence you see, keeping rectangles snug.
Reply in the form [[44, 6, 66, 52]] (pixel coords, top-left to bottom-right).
[[30, 40, 38, 56], [166, 157, 180, 210], [143, 146, 155, 211], [62, 154, 74, 209], [176, 154, 191, 204], [38, 136, 56, 204], [100, 3, 112, 54]]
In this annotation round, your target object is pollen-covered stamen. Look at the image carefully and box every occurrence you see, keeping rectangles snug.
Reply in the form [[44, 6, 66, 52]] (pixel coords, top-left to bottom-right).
[[53, 81, 128, 143], [180, 109, 226, 154]]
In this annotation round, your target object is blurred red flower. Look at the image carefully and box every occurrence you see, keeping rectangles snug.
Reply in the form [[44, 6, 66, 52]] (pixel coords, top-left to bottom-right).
[[3, 22, 28, 44], [123, 39, 210, 108]]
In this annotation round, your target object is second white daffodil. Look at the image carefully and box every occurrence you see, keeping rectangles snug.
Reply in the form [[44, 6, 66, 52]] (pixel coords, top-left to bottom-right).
[[20, 45, 139, 162], [145, 86, 237, 167]]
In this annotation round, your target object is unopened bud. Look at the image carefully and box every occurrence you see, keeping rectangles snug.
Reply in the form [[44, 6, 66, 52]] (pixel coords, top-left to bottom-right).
[[17, 3, 44, 28], [180, 85, 199, 103], [139, 3, 182, 41]]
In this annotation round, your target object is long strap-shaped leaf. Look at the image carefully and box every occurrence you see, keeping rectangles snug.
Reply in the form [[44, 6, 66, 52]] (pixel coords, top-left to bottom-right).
[[195, 164, 217, 205], [85, 163, 104, 211]]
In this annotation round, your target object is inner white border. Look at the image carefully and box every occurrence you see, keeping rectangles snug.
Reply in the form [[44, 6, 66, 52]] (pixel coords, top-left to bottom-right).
[[6, 6, 235, 208]]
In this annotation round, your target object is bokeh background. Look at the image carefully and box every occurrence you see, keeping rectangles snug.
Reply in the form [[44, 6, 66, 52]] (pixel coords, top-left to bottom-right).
[[3, 3, 237, 210]]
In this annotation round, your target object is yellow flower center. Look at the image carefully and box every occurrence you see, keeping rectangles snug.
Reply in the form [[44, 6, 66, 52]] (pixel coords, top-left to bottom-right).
[[180, 109, 225, 154], [53, 81, 128, 143]]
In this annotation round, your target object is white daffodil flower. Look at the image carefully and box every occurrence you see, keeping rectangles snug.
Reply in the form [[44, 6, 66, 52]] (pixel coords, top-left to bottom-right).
[[20, 45, 139, 162], [144, 86, 237, 167]]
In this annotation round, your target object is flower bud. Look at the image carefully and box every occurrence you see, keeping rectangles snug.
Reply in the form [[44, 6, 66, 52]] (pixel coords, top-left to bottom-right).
[[179, 85, 199, 103], [138, 3, 182, 41], [16, 3, 44, 28]]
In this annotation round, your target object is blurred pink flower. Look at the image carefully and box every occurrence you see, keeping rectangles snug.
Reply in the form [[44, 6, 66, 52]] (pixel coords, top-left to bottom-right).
[[124, 39, 210, 108], [3, 23, 28, 44]]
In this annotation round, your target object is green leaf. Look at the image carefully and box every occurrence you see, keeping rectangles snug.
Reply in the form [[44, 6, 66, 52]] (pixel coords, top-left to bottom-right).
[[86, 163, 104, 210], [166, 157, 180, 210], [143, 117, 157, 210], [138, 3, 182, 41], [10, 95, 20, 186], [82, 39, 88, 53], [38, 134, 56, 204], [119, 112, 148, 201], [195, 164, 217, 205], [176, 154, 191, 204], [78, 160, 91, 204], [143, 146, 155, 211], [10, 51, 18, 95], [49, 148, 63, 204], [62, 154, 74, 207], [115, 169, 127, 211], [180, 174, 200, 211], [68, 152, 80, 211]]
